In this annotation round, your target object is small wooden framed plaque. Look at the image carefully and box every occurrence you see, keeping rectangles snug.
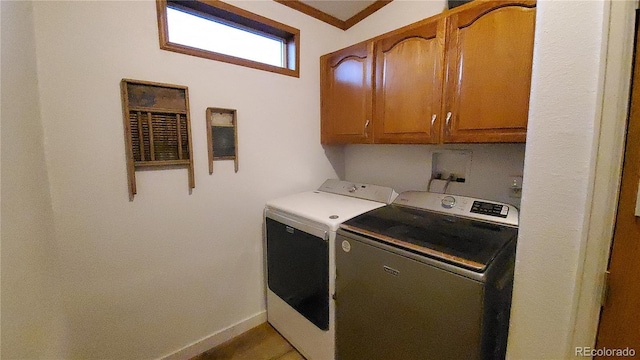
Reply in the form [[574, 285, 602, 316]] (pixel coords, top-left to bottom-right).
[[206, 107, 238, 174]]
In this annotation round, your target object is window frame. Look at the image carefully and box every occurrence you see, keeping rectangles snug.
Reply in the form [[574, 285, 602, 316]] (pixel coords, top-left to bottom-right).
[[156, 0, 300, 77]]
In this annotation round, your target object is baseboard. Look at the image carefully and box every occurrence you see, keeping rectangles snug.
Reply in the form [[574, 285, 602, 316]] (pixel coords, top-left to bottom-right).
[[159, 310, 267, 360]]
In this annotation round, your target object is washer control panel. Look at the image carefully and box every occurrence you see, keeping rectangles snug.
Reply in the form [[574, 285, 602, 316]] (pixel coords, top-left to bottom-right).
[[393, 191, 519, 227], [441, 196, 456, 209], [470, 201, 509, 218]]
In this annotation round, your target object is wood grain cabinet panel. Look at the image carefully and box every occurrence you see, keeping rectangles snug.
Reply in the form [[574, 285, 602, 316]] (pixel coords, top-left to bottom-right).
[[321, 42, 374, 144], [374, 19, 445, 144], [443, 1, 536, 143], [319, 0, 536, 145]]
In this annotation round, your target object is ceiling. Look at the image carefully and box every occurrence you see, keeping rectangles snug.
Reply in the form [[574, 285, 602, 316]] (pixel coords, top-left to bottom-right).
[[274, 0, 393, 30], [301, 0, 378, 21]]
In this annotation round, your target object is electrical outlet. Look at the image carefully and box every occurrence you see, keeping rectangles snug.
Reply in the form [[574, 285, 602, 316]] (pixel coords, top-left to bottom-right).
[[509, 176, 523, 198]]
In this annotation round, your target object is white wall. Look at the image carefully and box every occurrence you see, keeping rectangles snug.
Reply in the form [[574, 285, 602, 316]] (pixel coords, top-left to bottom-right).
[[571, 0, 636, 352], [30, 1, 343, 358], [4, 0, 616, 358], [345, 144, 526, 206], [0, 1, 64, 358], [508, 1, 609, 358], [340, 0, 447, 46]]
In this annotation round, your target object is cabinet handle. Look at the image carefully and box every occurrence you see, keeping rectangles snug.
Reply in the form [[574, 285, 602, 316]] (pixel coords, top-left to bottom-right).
[[365, 119, 370, 128], [445, 112, 452, 127], [364, 119, 370, 137], [430, 114, 437, 137]]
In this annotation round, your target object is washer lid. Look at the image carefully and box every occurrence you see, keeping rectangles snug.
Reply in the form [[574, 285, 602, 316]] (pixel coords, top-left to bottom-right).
[[340, 205, 518, 272], [266, 191, 388, 231]]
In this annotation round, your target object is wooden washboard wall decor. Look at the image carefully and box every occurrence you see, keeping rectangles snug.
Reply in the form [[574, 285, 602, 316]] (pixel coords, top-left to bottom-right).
[[120, 79, 194, 200], [206, 107, 238, 174]]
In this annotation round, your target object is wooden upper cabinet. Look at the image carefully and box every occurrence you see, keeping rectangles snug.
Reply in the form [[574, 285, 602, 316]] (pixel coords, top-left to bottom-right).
[[319, 0, 536, 145], [321, 42, 374, 144], [443, 1, 536, 143], [374, 18, 445, 144]]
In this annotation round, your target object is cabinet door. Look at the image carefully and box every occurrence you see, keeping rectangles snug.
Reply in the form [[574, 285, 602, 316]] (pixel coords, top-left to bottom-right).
[[443, 1, 536, 143], [374, 19, 445, 144], [320, 42, 373, 144]]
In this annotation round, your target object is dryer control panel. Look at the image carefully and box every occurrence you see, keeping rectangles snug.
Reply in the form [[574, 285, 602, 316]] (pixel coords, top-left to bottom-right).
[[318, 179, 398, 204]]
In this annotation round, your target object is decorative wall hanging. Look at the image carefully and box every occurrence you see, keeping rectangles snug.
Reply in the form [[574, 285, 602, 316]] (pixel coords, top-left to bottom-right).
[[120, 79, 194, 200], [206, 107, 238, 174]]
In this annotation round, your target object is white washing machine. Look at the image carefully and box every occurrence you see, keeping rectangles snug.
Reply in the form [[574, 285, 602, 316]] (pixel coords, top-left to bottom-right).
[[264, 179, 397, 360]]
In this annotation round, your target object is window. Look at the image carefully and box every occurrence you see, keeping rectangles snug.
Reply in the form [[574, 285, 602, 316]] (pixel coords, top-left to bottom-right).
[[156, 0, 300, 77]]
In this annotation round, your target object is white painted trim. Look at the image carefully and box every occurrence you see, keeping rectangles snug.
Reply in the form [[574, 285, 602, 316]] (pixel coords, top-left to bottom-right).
[[569, 0, 637, 356], [158, 311, 267, 360]]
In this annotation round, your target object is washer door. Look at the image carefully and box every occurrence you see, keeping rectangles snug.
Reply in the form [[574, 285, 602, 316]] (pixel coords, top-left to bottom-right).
[[266, 217, 329, 331]]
